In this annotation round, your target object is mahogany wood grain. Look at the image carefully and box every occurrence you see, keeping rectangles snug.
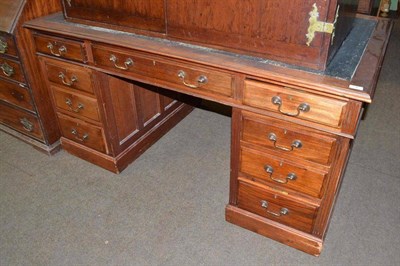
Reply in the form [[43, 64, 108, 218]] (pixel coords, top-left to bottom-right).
[[0, 78, 34, 111], [0, 57, 25, 83], [0, 33, 18, 57]]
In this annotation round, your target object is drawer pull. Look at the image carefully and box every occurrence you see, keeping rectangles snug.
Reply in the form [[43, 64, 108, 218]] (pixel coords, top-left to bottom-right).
[[268, 133, 302, 151], [20, 118, 34, 132], [11, 90, 25, 101], [0, 39, 7, 54], [271, 96, 310, 117], [58, 72, 78, 86], [177, 70, 208, 89], [264, 165, 297, 184], [260, 200, 289, 217], [109, 54, 134, 70], [71, 128, 89, 142], [46, 43, 67, 57], [65, 98, 84, 113], [1, 62, 14, 77]]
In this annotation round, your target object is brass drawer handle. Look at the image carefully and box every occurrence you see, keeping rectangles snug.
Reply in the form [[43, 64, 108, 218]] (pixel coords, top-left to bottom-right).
[[271, 96, 310, 117], [260, 200, 289, 217], [58, 72, 78, 86], [268, 133, 302, 152], [0, 39, 8, 54], [46, 42, 67, 57], [177, 70, 208, 89], [109, 54, 134, 70], [65, 98, 84, 113], [1, 62, 14, 77], [71, 128, 89, 142], [20, 118, 34, 132], [264, 165, 297, 184]]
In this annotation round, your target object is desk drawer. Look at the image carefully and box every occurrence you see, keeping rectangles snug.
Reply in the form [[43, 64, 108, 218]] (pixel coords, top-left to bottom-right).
[[34, 34, 86, 62], [1, 58, 25, 83], [240, 146, 327, 198], [43, 58, 93, 94], [92, 44, 233, 98], [0, 79, 34, 111], [52, 86, 100, 122], [243, 80, 348, 128], [58, 114, 107, 153], [237, 179, 318, 233], [0, 103, 44, 141], [241, 111, 337, 165], [0, 33, 18, 57]]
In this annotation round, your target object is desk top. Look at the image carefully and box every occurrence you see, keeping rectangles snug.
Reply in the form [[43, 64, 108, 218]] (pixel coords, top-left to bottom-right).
[[25, 13, 392, 103]]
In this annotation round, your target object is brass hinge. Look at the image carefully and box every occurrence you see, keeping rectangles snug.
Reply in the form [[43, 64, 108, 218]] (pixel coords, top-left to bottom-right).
[[306, 3, 340, 46]]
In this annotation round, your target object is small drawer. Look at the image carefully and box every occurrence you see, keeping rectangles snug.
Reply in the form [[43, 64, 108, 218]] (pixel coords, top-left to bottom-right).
[[34, 34, 86, 62], [43, 58, 93, 94], [92, 44, 233, 98], [241, 111, 338, 165], [0, 58, 25, 83], [52, 86, 100, 122], [58, 114, 107, 153], [0, 103, 44, 141], [240, 146, 327, 198], [0, 33, 18, 57], [243, 80, 348, 128], [237, 179, 318, 233], [0, 79, 34, 111]]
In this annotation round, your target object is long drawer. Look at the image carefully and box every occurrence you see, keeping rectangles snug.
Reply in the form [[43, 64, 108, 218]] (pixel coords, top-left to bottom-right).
[[0, 103, 44, 141], [0, 58, 25, 83], [0, 78, 34, 111], [237, 179, 318, 233], [92, 44, 233, 99]]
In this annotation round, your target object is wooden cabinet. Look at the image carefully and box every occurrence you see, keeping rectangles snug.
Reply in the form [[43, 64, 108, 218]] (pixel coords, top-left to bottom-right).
[[358, 0, 375, 14], [0, 0, 61, 153]]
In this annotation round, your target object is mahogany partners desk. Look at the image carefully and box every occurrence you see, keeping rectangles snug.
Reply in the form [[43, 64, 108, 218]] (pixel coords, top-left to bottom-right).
[[25, 13, 392, 255]]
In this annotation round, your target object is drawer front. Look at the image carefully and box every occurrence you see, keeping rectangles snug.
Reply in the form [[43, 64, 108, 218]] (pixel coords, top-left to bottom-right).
[[0, 103, 44, 141], [92, 44, 233, 98], [243, 80, 348, 128], [52, 86, 100, 122], [241, 112, 337, 165], [58, 114, 106, 153], [34, 34, 86, 62], [0, 58, 25, 83], [0, 79, 34, 111], [240, 146, 327, 198], [237, 179, 318, 233], [0, 33, 18, 57]]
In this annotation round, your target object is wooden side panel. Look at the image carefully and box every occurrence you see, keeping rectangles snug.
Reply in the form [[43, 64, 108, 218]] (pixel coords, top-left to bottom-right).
[[136, 85, 161, 126]]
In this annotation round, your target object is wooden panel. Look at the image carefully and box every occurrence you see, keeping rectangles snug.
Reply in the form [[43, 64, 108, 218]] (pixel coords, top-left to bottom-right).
[[240, 146, 327, 198], [0, 57, 25, 83], [0, 78, 34, 111], [357, 0, 374, 14], [237, 179, 318, 233], [58, 113, 107, 153], [34, 34, 86, 62], [0, 32, 18, 57], [0, 0, 24, 33], [136, 85, 161, 126], [243, 79, 348, 128], [241, 111, 338, 165], [62, 0, 166, 33], [43, 58, 93, 94], [51, 86, 100, 122], [0, 103, 44, 141]]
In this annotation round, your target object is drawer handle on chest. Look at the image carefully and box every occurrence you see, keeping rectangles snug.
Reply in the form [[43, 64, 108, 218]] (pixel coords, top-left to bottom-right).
[[1, 62, 14, 77], [58, 72, 78, 86], [71, 128, 89, 142], [0, 39, 7, 54], [177, 70, 208, 89], [109, 54, 134, 70], [264, 165, 297, 184], [20, 118, 34, 132], [260, 200, 289, 217], [271, 96, 310, 117], [46, 43, 67, 57], [268, 133, 302, 152], [65, 98, 84, 113]]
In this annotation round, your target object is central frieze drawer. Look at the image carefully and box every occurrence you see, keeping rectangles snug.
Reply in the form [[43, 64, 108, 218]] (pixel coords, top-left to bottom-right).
[[243, 80, 348, 128], [241, 111, 338, 165], [237, 179, 318, 233], [92, 44, 233, 98]]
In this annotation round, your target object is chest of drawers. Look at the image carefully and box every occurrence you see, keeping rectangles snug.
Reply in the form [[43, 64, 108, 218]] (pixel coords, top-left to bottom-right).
[[0, 0, 61, 153]]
